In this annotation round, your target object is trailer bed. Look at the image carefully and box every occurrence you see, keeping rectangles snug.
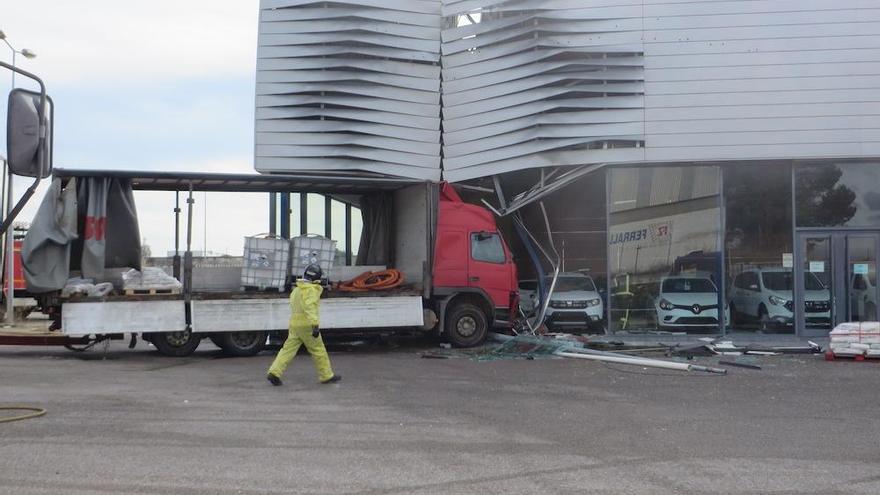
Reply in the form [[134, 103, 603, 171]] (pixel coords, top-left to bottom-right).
[[59, 286, 423, 303], [60, 292, 425, 337]]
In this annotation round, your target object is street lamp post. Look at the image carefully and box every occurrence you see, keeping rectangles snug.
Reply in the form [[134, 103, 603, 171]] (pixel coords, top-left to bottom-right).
[[0, 30, 37, 87], [0, 30, 37, 325]]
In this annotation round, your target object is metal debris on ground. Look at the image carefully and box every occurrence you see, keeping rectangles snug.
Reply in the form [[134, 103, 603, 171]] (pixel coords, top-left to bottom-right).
[[423, 332, 818, 374], [480, 334, 727, 373], [718, 357, 763, 370], [709, 340, 822, 356], [475, 334, 577, 361]]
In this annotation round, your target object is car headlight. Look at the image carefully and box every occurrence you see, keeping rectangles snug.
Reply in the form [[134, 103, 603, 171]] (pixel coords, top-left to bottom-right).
[[659, 298, 673, 310], [769, 295, 790, 307], [586, 298, 601, 307]]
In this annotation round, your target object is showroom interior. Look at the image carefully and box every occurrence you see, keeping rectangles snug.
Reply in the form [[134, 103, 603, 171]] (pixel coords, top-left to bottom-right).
[[495, 160, 880, 337]]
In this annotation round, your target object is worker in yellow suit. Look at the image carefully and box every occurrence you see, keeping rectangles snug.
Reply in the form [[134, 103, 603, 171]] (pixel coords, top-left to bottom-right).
[[267, 264, 341, 386]]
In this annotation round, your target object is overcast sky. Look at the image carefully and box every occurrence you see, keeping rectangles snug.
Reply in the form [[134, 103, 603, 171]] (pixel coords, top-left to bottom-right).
[[1, 1, 355, 256]]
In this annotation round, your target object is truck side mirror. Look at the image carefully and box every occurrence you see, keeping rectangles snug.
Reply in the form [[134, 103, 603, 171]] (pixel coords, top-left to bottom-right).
[[7, 88, 53, 178]]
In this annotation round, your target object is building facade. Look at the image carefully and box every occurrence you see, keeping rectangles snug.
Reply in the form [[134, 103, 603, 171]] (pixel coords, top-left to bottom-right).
[[255, 1, 880, 335]]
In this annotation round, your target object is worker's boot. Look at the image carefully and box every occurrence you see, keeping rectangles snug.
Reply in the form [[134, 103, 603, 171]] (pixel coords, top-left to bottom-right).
[[266, 374, 282, 386], [321, 375, 341, 384]]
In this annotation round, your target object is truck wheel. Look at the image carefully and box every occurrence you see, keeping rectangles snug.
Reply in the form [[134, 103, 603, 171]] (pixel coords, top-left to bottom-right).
[[446, 302, 488, 348], [151, 330, 201, 357], [214, 331, 267, 357]]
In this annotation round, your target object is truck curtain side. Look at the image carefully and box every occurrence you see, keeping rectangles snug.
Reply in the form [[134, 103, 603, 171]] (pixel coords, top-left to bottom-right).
[[13, 169, 517, 356]]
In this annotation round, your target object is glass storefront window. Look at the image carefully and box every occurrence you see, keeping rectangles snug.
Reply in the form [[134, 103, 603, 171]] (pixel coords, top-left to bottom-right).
[[724, 163, 794, 333], [608, 166, 722, 333], [510, 170, 608, 332], [795, 162, 880, 228]]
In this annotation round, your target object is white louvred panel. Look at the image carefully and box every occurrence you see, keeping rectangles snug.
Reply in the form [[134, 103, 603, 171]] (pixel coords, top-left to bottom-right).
[[440, 1, 646, 182], [255, 0, 443, 180]]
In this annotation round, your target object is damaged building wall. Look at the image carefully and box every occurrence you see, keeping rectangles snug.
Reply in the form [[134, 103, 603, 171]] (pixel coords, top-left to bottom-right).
[[440, 1, 646, 182], [254, 0, 443, 180]]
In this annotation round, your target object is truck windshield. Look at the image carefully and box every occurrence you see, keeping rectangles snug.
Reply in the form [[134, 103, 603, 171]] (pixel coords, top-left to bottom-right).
[[662, 278, 717, 293], [762, 272, 825, 291], [549, 276, 596, 292]]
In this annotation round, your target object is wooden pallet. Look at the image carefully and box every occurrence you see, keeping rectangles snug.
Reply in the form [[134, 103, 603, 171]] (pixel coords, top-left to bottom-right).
[[825, 350, 880, 361], [123, 287, 181, 296]]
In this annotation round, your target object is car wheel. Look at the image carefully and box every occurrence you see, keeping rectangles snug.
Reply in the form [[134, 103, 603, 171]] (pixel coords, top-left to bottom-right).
[[758, 305, 771, 332], [445, 301, 488, 348], [729, 303, 741, 326]]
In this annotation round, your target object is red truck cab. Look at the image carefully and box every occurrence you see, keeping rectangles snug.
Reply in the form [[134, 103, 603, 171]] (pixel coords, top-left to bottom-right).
[[432, 183, 518, 346]]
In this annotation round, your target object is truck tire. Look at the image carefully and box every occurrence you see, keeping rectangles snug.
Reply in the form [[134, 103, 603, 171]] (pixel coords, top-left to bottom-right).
[[446, 302, 488, 348], [151, 330, 201, 357], [213, 331, 267, 357]]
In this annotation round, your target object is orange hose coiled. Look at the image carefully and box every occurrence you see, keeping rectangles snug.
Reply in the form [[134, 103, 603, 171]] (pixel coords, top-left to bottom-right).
[[337, 269, 405, 292]]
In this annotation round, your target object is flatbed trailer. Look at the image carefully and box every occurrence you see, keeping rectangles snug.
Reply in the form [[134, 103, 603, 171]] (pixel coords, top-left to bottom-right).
[[10, 168, 518, 356]]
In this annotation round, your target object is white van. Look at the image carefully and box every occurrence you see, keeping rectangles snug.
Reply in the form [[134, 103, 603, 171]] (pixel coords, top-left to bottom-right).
[[849, 272, 877, 321], [729, 268, 831, 329]]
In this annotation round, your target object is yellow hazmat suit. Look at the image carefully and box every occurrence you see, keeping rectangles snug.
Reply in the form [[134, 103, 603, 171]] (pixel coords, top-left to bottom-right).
[[267, 280, 335, 382]]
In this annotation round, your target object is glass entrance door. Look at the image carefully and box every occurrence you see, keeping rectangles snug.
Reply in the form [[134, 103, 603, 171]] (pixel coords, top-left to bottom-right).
[[795, 232, 880, 335], [845, 235, 879, 323]]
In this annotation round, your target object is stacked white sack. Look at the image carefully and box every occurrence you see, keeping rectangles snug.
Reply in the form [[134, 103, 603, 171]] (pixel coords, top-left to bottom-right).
[[61, 277, 114, 298], [122, 267, 182, 291], [829, 322, 880, 357]]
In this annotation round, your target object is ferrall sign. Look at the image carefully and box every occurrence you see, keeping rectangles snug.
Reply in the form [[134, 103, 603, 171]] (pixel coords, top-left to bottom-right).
[[609, 222, 671, 246]]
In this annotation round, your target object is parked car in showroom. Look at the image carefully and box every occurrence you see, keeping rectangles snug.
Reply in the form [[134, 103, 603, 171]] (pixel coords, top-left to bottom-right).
[[729, 268, 831, 329], [655, 273, 728, 330], [519, 272, 603, 331], [850, 270, 877, 321]]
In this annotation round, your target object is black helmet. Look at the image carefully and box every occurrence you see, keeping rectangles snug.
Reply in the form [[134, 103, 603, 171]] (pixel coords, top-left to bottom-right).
[[303, 263, 323, 282]]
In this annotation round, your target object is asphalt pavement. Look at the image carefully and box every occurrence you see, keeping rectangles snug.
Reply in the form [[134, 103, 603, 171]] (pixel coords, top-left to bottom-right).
[[1, 338, 879, 494]]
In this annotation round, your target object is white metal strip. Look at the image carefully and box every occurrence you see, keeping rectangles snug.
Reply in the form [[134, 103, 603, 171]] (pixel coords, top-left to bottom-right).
[[191, 296, 424, 332], [62, 301, 187, 336]]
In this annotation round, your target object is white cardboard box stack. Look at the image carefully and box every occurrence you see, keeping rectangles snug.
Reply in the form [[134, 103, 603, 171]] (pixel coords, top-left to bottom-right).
[[829, 322, 880, 357]]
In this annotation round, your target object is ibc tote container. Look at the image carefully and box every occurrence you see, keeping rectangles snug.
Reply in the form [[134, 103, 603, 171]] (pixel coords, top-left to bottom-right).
[[241, 235, 290, 290], [291, 235, 337, 281]]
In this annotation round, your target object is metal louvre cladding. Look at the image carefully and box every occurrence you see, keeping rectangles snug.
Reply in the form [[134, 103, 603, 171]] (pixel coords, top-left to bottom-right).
[[255, 0, 443, 180], [440, 1, 646, 181]]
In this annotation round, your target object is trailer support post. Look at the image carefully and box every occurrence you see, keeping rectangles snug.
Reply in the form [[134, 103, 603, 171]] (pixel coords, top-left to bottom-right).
[[184, 185, 194, 330], [173, 192, 182, 280]]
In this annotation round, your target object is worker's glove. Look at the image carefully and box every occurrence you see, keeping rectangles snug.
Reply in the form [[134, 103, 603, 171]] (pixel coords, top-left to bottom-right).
[[311, 326, 320, 338]]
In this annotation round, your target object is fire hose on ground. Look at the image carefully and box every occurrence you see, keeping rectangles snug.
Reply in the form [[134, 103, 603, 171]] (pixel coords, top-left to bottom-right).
[[0, 406, 47, 423]]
